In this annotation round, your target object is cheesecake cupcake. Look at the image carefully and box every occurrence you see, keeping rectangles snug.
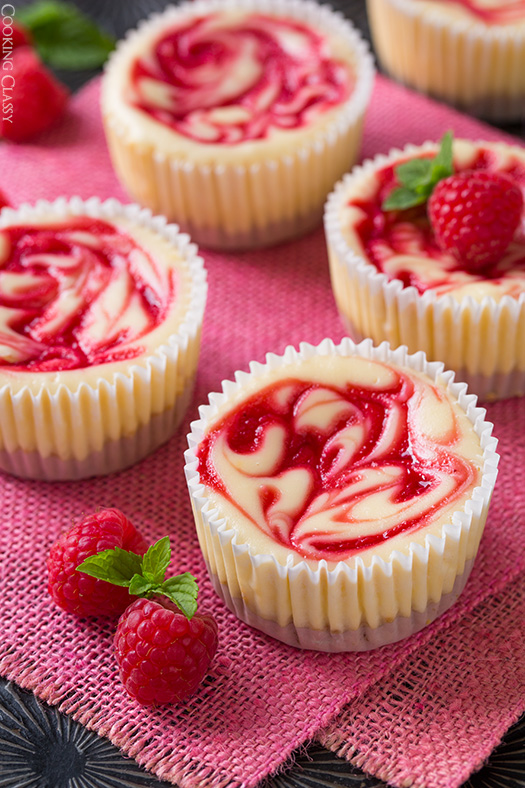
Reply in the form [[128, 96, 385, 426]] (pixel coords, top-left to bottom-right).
[[101, 0, 374, 250], [367, 0, 525, 121], [184, 338, 499, 652], [325, 137, 525, 401], [0, 197, 207, 481]]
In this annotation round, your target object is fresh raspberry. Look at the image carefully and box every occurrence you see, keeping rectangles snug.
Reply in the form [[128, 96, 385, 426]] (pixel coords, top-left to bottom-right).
[[1, 18, 32, 50], [47, 509, 148, 617], [428, 170, 524, 269], [1, 47, 69, 143], [114, 597, 219, 705]]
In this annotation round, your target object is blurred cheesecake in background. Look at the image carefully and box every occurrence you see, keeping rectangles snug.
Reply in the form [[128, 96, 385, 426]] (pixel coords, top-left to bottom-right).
[[367, 0, 525, 121]]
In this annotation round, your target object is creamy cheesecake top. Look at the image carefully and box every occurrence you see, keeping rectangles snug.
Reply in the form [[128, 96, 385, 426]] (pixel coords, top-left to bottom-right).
[[412, 0, 525, 26], [197, 355, 484, 566], [338, 140, 525, 302], [0, 213, 195, 392], [128, 11, 354, 145], [102, 4, 362, 158]]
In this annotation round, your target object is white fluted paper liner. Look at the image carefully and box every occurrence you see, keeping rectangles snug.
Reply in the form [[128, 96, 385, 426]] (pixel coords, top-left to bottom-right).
[[324, 141, 525, 402], [101, 0, 374, 250], [367, 0, 525, 121], [0, 197, 207, 481], [184, 337, 499, 652]]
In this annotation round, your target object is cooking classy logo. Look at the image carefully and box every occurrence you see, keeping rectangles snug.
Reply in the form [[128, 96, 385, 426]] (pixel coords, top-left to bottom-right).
[[2, 4, 17, 127]]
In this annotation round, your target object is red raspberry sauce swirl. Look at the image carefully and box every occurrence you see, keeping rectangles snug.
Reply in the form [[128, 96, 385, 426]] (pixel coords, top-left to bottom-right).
[[352, 149, 525, 294], [130, 13, 353, 144], [427, 0, 525, 24], [198, 367, 478, 561], [0, 217, 175, 372]]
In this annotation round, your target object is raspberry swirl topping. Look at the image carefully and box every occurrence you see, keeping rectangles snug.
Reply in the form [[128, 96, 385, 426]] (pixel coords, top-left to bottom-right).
[[350, 148, 525, 298], [198, 360, 480, 562], [0, 217, 175, 371], [129, 12, 353, 144], [428, 0, 525, 24]]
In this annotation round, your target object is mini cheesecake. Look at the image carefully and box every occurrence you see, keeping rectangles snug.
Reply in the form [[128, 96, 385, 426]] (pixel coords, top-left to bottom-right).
[[325, 139, 525, 401], [0, 197, 207, 480], [185, 338, 498, 651], [367, 0, 525, 120], [101, 0, 374, 249]]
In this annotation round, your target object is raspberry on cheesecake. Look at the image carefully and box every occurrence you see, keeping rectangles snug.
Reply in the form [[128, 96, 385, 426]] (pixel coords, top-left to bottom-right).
[[324, 137, 525, 401]]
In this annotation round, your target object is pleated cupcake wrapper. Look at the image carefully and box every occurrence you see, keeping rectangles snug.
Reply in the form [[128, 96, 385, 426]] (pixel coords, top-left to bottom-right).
[[367, 0, 525, 121], [184, 337, 499, 652], [102, 0, 374, 250], [0, 197, 207, 480], [324, 142, 525, 402]]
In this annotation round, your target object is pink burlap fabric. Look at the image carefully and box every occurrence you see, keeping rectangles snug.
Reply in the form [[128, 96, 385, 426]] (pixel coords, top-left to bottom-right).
[[318, 573, 525, 788], [0, 75, 524, 788]]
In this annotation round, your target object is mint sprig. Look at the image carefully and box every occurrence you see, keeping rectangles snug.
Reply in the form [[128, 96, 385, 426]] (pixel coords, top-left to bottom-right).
[[76, 536, 198, 620], [382, 131, 454, 211], [75, 547, 143, 587], [18, 1, 115, 71]]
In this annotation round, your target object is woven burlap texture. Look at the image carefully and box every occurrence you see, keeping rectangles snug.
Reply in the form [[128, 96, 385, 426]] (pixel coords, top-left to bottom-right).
[[0, 75, 523, 788], [318, 572, 525, 788]]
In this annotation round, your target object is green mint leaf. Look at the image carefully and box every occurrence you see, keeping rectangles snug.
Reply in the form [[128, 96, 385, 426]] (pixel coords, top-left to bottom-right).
[[396, 158, 433, 189], [128, 574, 155, 597], [36, 40, 115, 71], [76, 547, 143, 587], [142, 536, 171, 585], [383, 131, 455, 211], [17, 0, 63, 28], [159, 573, 198, 620], [382, 186, 427, 211], [18, 1, 115, 70], [432, 130, 454, 177]]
